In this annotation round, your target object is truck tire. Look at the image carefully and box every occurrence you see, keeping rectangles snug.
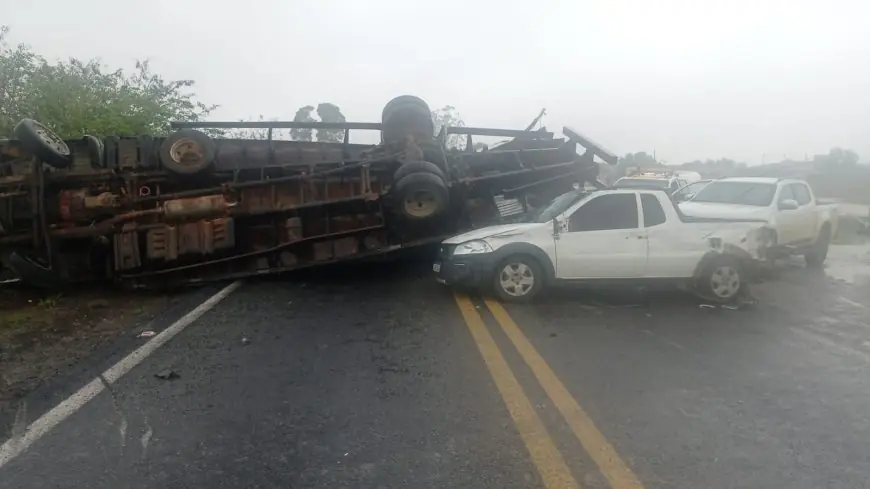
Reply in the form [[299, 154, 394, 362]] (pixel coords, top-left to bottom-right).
[[697, 255, 745, 302], [804, 225, 831, 268], [492, 254, 545, 303], [394, 160, 446, 183], [83, 135, 105, 169], [159, 129, 216, 175], [13, 119, 72, 169], [393, 172, 449, 221], [381, 95, 435, 144]]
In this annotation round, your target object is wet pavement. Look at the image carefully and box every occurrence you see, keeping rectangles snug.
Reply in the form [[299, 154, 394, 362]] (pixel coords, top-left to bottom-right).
[[1, 245, 870, 488]]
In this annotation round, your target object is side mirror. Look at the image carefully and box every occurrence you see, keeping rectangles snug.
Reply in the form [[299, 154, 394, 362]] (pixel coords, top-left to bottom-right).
[[778, 199, 799, 211]]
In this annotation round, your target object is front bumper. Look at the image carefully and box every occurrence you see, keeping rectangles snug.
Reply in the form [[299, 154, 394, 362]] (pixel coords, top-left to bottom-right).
[[433, 246, 498, 289]]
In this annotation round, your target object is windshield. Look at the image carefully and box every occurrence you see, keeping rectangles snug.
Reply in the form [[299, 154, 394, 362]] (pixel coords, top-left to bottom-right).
[[690, 181, 776, 207], [529, 190, 587, 223], [614, 178, 670, 190]]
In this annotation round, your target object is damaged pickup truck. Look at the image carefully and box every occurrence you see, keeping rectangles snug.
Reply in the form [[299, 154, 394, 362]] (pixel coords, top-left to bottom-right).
[[0, 95, 616, 289], [434, 188, 771, 302]]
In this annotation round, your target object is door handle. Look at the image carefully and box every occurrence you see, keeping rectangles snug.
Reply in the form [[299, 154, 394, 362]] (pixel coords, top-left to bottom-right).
[[626, 234, 647, 240]]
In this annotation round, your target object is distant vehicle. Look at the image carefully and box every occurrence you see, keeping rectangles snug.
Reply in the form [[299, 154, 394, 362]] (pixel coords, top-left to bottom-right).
[[678, 177, 839, 266], [614, 170, 702, 193], [433, 188, 770, 303]]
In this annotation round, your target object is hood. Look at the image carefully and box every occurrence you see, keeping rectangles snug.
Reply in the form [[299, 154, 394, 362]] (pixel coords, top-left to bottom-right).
[[444, 223, 543, 244], [679, 202, 772, 221]]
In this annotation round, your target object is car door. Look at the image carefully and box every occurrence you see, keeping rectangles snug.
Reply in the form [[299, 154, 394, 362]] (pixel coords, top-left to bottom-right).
[[639, 193, 701, 278], [554, 193, 647, 279], [774, 184, 801, 244], [789, 183, 817, 243]]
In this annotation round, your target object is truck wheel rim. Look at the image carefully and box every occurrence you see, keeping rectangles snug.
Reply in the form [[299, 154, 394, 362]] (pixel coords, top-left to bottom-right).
[[710, 265, 740, 299], [403, 190, 439, 218], [500, 262, 535, 297], [169, 138, 204, 165], [34, 122, 70, 156]]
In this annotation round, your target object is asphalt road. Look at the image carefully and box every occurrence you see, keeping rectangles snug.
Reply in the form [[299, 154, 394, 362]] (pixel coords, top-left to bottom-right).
[[2, 246, 870, 489]]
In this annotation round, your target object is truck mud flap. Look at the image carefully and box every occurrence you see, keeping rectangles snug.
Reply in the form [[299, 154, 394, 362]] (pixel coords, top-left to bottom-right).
[[1, 251, 67, 289]]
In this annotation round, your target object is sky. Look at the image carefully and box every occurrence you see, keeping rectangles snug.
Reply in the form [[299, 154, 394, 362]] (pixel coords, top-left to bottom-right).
[[4, 0, 869, 165]]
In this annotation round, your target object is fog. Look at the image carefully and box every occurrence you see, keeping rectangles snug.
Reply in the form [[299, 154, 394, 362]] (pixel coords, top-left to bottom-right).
[[4, 0, 868, 164]]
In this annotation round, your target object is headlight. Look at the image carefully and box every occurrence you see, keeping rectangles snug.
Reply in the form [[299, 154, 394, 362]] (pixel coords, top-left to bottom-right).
[[454, 240, 493, 255]]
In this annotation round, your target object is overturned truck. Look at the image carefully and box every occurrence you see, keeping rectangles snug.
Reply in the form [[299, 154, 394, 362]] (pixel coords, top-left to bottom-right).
[[0, 96, 617, 289]]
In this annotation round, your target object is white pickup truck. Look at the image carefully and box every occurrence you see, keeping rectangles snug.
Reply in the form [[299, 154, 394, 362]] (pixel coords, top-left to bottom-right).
[[433, 188, 770, 302], [678, 177, 838, 266]]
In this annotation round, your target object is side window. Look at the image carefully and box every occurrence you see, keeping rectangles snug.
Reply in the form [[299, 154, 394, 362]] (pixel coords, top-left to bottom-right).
[[777, 184, 795, 202], [641, 194, 667, 227], [791, 184, 812, 205], [568, 194, 639, 232]]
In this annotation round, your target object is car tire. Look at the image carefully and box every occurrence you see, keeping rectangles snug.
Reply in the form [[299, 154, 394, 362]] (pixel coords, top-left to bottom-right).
[[13, 119, 72, 169], [698, 255, 745, 302], [804, 225, 831, 268], [394, 160, 447, 183], [159, 129, 216, 175], [393, 172, 449, 221], [83, 135, 105, 169], [492, 254, 545, 303]]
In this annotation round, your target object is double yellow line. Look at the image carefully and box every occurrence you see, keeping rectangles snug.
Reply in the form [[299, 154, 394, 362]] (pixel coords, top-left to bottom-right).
[[454, 294, 645, 489]]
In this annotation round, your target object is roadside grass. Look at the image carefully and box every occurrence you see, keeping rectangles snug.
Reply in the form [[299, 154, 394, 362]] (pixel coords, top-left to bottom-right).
[[0, 285, 170, 406]]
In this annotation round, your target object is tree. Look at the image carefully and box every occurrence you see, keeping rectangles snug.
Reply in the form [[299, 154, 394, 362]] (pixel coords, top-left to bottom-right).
[[289, 105, 315, 142], [431, 105, 465, 149], [0, 26, 216, 138], [616, 151, 659, 177], [315, 102, 346, 143], [287, 103, 347, 142], [813, 147, 859, 169]]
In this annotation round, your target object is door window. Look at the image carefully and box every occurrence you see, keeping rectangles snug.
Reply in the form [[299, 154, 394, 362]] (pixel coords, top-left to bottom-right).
[[778, 184, 795, 203], [791, 184, 812, 205], [641, 194, 667, 227], [568, 194, 639, 232]]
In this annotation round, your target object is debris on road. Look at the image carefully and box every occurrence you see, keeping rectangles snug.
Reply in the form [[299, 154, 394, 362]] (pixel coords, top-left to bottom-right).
[[154, 369, 179, 380], [87, 299, 109, 310], [137, 330, 156, 338], [241, 337, 251, 346]]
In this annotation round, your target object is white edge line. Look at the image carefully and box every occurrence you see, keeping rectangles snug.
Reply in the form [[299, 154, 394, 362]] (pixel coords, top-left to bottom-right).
[[0, 280, 242, 468], [837, 296, 866, 310]]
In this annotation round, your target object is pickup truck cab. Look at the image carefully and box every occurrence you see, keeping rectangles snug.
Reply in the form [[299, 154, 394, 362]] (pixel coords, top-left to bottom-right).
[[434, 188, 769, 302], [678, 177, 838, 266]]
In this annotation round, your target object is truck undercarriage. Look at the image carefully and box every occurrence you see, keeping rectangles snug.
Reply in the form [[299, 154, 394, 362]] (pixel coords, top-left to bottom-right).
[[0, 96, 617, 289]]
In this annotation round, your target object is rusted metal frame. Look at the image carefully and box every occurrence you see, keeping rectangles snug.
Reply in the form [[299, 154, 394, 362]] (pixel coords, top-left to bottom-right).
[[122, 234, 451, 287], [267, 127, 274, 168], [171, 121, 384, 130], [446, 126, 554, 139], [460, 160, 576, 184], [500, 170, 577, 197], [170, 120, 554, 140], [562, 126, 618, 165], [135, 159, 388, 204], [119, 223, 387, 278]]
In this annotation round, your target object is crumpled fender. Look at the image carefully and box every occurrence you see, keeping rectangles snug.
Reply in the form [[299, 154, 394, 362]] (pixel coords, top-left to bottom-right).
[[692, 243, 764, 284]]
